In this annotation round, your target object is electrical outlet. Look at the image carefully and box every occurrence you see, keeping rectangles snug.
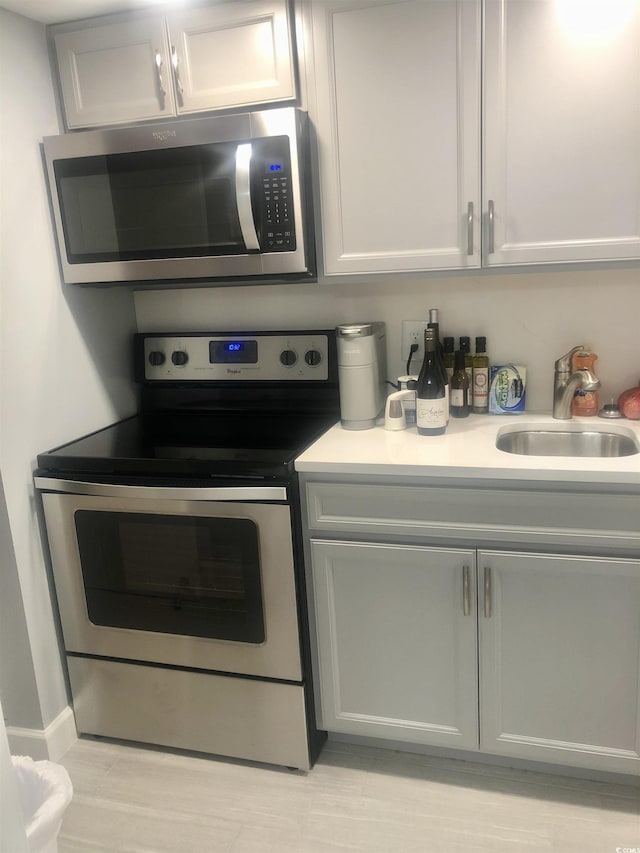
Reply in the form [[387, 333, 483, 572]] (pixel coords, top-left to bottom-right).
[[401, 321, 429, 375]]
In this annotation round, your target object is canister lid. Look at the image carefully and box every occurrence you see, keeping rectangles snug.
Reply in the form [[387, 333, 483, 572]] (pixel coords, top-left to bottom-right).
[[336, 323, 383, 338]]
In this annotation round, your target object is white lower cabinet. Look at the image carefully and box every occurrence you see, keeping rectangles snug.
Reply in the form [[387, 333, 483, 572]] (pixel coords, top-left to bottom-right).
[[305, 481, 640, 775], [479, 550, 640, 774], [310, 540, 479, 750]]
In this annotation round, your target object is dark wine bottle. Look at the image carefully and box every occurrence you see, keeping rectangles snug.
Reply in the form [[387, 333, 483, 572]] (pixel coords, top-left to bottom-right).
[[459, 336, 473, 408], [416, 327, 447, 436], [443, 336, 455, 379], [450, 350, 470, 418], [427, 308, 449, 421]]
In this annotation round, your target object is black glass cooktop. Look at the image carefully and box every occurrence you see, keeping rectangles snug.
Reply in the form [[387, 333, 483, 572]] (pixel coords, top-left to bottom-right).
[[36, 410, 337, 482]]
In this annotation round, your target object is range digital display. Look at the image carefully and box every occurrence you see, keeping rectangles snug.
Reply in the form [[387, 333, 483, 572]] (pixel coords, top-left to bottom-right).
[[209, 340, 258, 364], [267, 161, 284, 173]]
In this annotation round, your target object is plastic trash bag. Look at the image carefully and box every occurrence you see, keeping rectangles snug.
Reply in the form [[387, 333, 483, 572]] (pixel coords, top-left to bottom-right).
[[11, 755, 73, 853]]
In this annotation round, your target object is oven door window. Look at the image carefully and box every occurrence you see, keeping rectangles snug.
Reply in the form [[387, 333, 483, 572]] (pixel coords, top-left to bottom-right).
[[54, 142, 245, 263], [74, 511, 264, 643]]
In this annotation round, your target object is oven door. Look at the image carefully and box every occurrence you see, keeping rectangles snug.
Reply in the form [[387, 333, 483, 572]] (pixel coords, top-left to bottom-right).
[[40, 484, 302, 681]]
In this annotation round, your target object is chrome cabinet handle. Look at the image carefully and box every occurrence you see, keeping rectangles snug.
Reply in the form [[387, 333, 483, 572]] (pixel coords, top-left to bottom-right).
[[235, 143, 261, 252], [467, 202, 474, 256], [487, 200, 495, 254], [483, 566, 492, 618], [154, 50, 166, 106], [463, 565, 471, 616], [171, 45, 184, 101]]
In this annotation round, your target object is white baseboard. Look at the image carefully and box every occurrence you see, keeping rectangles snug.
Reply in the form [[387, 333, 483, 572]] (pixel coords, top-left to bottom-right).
[[6, 705, 77, 761]]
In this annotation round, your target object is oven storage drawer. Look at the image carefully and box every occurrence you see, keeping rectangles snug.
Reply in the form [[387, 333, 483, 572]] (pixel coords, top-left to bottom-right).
[[41, 490, 302, 681], [68, 656, 312, 770]]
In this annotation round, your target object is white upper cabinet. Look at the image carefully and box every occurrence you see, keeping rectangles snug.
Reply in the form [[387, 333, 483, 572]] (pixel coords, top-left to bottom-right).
[[308, 0, 640, 275], [54, 18, 176, 127], [483, 0, 640, 266], [308, 0, 481, 275], [53, 0, 297, 129], [166, 1, 296, 115]]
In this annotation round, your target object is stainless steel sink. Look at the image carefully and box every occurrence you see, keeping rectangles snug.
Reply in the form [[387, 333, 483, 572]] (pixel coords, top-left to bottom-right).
[[496, 427, 640, 457]]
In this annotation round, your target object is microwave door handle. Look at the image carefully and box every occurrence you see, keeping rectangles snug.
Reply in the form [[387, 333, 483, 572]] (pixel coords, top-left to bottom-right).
[[235, 143, 260, 252]]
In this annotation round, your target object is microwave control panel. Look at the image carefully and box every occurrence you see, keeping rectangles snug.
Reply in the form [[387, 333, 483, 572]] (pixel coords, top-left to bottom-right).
[[255, 137, 296, 252]]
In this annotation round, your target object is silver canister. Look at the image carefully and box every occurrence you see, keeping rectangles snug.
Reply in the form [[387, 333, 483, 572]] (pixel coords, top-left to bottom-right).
[[336, 323, 387, 430]]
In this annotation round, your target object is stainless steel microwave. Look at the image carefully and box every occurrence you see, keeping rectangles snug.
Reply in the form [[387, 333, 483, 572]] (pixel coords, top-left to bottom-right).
[[43, 108, 316, 286]]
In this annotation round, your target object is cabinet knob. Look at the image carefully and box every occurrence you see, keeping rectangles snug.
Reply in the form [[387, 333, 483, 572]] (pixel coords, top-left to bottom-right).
[[463, 565, 471, 616], [154, 50, 166, 107], [484, 566, 492, 618], [487, 200, 495, 255], [171, 45, 184, 101]]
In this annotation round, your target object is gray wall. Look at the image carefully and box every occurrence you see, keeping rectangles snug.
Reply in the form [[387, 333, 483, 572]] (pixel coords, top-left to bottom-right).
[[0, 7, 138, 741]]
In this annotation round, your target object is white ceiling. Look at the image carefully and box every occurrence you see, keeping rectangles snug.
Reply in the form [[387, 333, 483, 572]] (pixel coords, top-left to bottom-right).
[[1, 0, 184, 24]]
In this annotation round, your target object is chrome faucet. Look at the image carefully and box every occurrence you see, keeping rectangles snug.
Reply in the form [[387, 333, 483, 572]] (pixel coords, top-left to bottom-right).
[[552, 346, 600, 419]]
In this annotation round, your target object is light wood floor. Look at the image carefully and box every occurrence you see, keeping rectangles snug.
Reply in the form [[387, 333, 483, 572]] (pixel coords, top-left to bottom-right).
[[57, 737, 639, 852]]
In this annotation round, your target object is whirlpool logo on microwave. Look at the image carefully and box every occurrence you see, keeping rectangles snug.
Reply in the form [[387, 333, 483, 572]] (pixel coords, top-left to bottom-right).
[[152, 130, 177, 142]]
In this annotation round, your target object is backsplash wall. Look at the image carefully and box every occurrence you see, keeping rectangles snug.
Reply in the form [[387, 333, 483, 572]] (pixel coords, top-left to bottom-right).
[[134, 265, 640, 414]]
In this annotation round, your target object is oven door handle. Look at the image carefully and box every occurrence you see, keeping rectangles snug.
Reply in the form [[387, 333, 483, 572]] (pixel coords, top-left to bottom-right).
[[34, 477, 287, 502], [235, 143, 260, 252]]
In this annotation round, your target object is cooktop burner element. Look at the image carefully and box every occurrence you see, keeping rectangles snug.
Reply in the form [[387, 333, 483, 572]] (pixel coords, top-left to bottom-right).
[[36, 330, 340, 482]]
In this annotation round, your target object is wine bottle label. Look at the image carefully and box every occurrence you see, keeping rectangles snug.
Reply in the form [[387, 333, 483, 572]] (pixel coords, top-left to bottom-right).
[[416, 397, 447, 430], [473, 367, 489, 405], [450, 388, 466, 407]]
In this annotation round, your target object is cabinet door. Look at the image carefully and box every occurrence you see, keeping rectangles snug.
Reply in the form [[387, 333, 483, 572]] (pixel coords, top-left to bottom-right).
[[310, 540, 478, 750], [166, 0, 296, 115], [54, 18, 175, 129], [309, 0, 481, 274], [483, 0, 640, 265], [479, 550, 640, 775]]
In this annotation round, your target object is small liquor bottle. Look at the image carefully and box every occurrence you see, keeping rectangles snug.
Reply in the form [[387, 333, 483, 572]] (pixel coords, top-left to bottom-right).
[[472, 336, 489, 414], [450, 350, 470, 418], [443, 336, 455, 380]]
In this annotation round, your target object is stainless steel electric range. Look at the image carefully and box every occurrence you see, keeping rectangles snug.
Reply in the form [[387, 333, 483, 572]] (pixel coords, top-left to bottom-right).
[[35, 330, 339, 770]]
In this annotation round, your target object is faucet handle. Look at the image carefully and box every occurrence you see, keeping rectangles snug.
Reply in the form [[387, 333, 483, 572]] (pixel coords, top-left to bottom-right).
[[555, 345, 585, 373]]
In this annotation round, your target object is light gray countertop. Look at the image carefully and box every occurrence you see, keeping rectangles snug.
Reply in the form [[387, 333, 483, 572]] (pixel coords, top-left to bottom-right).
[[295, 413, 640, 486]]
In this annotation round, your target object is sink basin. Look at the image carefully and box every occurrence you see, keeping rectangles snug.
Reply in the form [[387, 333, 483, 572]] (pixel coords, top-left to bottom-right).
[[496, 427, 640, 457]]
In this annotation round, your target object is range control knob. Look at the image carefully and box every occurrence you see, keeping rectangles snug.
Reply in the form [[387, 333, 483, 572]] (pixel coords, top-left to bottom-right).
[[280, 349, 297, 366], [304, 349, 323, 366], [148, 351, 166, 366], [171, 350, 189, 366]]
